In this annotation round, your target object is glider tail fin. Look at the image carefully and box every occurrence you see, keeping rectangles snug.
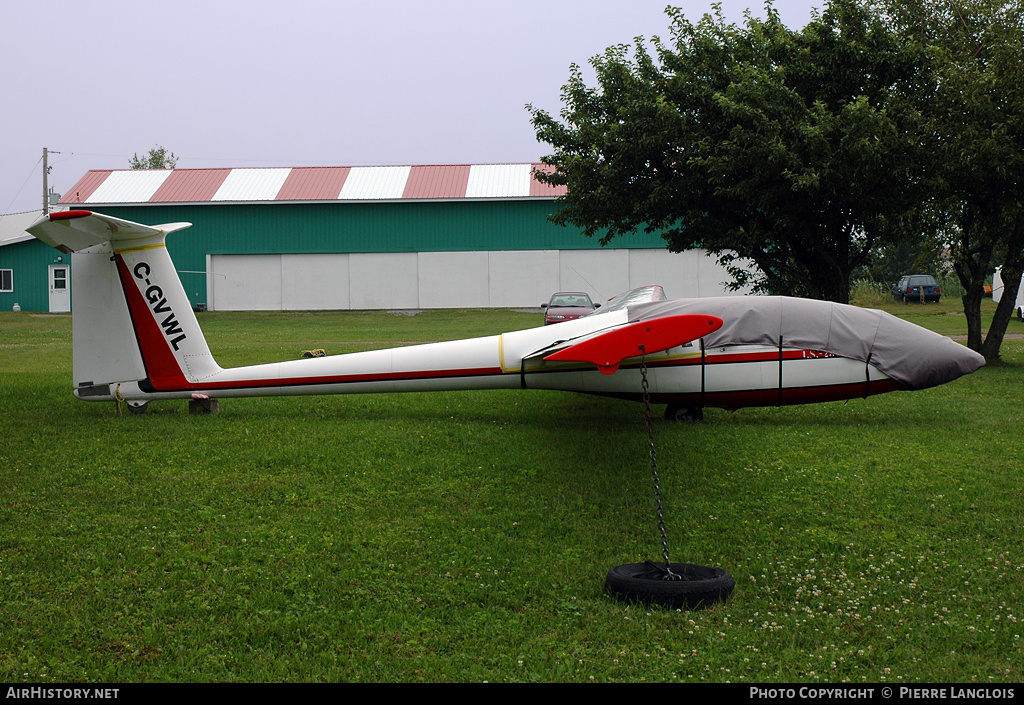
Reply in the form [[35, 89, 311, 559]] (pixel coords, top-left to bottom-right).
[[27, 210, 220, 399]]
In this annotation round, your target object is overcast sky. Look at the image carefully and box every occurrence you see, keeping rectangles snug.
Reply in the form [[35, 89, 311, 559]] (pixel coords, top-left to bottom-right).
[[2, 0, 823, 215]]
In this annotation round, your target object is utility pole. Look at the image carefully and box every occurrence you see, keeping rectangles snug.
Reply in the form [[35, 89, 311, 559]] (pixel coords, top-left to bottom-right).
[[43, 146, 49, 215]]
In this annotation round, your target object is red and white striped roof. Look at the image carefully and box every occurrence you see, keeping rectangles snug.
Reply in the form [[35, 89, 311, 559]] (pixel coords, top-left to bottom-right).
[[59, 164, 565, 205]]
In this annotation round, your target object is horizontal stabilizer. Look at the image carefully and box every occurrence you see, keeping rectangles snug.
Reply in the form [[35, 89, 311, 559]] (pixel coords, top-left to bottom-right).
[[28, 210, 191, 253], [544, 314, 723, 374]]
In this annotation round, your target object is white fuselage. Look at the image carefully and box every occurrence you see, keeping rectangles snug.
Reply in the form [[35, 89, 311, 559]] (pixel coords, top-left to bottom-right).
[[103, 309, 897, 409], [27, 210, 980, 413]]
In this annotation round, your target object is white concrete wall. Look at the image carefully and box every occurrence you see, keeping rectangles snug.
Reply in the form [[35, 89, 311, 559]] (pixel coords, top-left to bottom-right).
[[560, 249, 631, 301], [486, 250, 560, 308], [349, 253, 419, 309], [282, 254, 350, 310], [418, 251, 489, 308], [207, 248, 746, 311], [213, 254, 282, 310]]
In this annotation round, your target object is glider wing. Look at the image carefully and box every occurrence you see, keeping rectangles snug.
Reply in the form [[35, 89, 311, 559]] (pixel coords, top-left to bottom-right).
[[543, 314, 723, 374]]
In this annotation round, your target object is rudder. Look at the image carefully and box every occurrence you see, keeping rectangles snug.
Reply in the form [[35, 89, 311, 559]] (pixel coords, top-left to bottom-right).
[[28, 211, 221, 400]]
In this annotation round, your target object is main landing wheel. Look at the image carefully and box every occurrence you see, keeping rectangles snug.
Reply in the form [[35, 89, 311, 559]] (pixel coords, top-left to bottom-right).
[[606, 561, 735, 610], [127, 402, 149, 415], [664, 404, 703, 422]]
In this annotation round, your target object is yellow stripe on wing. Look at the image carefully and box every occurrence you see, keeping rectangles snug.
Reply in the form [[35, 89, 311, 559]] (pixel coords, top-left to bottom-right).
[[113, 242, 168, 255]]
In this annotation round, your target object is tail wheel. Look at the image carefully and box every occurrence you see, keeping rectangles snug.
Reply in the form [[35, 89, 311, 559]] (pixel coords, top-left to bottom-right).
[[664, 404, 704, 422], [127, 401, 149, 415]]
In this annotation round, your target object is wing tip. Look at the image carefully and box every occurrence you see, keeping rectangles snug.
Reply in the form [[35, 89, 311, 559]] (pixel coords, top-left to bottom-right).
[[48, 210, 93, 221]]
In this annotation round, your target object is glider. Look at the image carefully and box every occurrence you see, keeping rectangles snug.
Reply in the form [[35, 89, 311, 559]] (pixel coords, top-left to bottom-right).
[[27, 211, 985, 416]]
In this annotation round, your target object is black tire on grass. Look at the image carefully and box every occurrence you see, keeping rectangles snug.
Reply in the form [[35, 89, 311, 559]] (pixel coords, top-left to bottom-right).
[[605, 562, 734, 610]]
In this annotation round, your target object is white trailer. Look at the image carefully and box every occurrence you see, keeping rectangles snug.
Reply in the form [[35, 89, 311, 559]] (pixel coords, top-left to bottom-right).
[[993, 267, 1024, 322]]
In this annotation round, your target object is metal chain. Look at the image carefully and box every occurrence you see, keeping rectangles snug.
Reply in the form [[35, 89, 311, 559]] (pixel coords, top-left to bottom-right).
[[639, 346, 680, 580]]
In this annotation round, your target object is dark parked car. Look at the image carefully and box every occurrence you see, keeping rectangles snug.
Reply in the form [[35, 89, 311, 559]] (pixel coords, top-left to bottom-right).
[[892, 275, 942, 303], [541, 292, 599, 324]]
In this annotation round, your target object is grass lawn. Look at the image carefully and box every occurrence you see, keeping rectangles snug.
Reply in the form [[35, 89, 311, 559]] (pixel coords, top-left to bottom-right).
[[0, 298, 1021, 683]]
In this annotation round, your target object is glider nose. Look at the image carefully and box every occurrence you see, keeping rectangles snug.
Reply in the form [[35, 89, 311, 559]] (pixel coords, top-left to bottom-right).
[[873, 313, 985, 390]]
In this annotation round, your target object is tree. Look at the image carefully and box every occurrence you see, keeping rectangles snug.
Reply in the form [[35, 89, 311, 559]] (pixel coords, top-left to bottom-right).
[[883, 0, 1024, 360], [529, 1, 927, 304], [129, 145, 178, 170], [863, 236, 947, 286]]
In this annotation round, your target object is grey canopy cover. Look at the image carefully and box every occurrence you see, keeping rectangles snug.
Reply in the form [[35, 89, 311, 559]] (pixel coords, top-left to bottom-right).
[[628, 297, 985, 391]]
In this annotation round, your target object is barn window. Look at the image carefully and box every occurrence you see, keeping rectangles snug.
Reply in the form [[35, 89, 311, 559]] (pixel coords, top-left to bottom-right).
[[0, 269, 12, 292]]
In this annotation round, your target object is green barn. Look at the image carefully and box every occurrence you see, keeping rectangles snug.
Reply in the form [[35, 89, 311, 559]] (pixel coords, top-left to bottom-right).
[[0, 210, 72, 313], [3, 164, 743, 312]]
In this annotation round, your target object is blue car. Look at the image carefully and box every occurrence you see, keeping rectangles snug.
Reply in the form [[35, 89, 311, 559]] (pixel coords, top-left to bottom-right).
[[892, 275, 942, 303]]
